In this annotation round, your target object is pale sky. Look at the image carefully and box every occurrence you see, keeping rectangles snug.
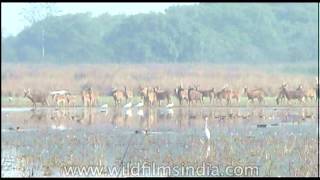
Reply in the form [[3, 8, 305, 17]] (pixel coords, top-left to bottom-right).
[[1, 2, 197, 37]]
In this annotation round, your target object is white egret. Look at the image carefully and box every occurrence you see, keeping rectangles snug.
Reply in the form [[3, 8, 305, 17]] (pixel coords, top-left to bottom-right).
[[100, 104, 109, 113], [101, 104, 108, 109], [123, 102, 133, 109], [49, 90, 69, 96], [166, 108, 174, 115], [51, 123, 67, 130], [166, 102, 174, 109], [137, 109, 144, 117], [57, 124, 66, 131], [125, 108, 133, 117], [135, 101, 144, 108], [206, 144, 211, 159], [205, 117, 210, 141]]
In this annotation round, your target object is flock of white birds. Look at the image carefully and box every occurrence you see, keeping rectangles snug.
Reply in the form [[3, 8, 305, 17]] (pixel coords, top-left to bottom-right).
[[99, 101, 175, 117]]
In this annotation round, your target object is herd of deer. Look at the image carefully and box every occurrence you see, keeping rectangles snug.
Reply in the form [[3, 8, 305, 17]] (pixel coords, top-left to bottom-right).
[[22, 81, 319, 109]]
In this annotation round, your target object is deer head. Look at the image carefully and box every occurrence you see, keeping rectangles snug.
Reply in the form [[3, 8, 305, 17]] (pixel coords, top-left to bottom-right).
[[180, 81, 183, 89], [23, 88, 31, 97], [243, 87, 248, 93], [297, 84, 303, 90]]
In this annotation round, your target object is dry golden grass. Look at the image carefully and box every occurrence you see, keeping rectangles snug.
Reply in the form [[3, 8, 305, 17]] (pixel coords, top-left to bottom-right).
[[1, 63, 316, 97]]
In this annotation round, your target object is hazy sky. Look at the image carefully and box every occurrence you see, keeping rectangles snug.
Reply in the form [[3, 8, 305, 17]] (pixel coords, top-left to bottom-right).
[[1, 2, 196, 37]]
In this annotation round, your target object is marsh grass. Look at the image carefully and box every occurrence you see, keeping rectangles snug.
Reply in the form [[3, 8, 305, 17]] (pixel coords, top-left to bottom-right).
[[3, 126, 316, 177], [1, 63, 316, 98]]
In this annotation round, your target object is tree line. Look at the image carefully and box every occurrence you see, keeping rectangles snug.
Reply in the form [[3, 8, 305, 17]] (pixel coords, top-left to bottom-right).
[[2, 3, 317, 64]]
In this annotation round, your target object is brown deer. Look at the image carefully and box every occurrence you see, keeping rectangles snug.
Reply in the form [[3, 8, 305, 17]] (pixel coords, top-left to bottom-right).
[[81, 87, 97, 107], [146, 87, 157, 106], [66, 94, 77, 107], [81, 90, 90, 107], [23, 88, 49, 109], [215, 87, 232, 105], [198, 87, 215, 104], [243, 87, 265, 104], [112, 88, 126, 107], [175, 85, 189, 105], [154, 86, 171, 106], [124, 86, 133, 103], [188, 87, 203, 105], [230, 89, 241, 104], [296, 85, 316, 102], [138, 86, 149, 104], [276, 83, 305, 105], [53, 94, 68, 107]]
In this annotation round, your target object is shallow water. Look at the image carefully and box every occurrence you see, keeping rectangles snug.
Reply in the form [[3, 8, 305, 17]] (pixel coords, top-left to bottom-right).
[[1, 106, 318, 177]]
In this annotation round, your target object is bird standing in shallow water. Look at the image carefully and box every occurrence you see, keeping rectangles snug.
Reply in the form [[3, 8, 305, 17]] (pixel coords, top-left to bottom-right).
[[166, 102, 174, 109], [100, 104, 108, 111], [135, 101, 144, 108], [137, 109, 144, 117], [123, 102, 132, 109], [205, 117, 211, 141]]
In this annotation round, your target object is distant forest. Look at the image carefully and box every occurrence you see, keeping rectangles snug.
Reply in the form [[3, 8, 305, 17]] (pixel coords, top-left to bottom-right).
[[2, 3, 318, 64]]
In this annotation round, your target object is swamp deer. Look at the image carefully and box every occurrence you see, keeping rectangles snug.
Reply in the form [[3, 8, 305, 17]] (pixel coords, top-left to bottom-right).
[[175, 85, 189, 105], [81, 87, 97, 107], [23, 88, 49, 109], [124, 86, 133, 103], [188, 87, 203, 105], [154, 86, 171, 106], [215, 87, 232, 105], [230, 89, 241, 104], [146, 87, 157, 106], [243, 87, 266, 104], [138, 86, 149, 104], [66, 94, 77, 107], [112, 88, 126, 107], [296, 85, 316, 102], [198, 88, 215, 104], [276, 84, 305, 105], [53, 94, 68, 107], [49, 90, 69, 105]]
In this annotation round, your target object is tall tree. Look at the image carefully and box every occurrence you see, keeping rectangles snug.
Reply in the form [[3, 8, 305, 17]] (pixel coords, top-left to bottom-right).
[[19, 3, 61, 60]]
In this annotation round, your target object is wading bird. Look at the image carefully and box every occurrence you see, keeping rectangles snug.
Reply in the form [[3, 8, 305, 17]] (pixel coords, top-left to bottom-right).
[[205, 116, 210, 141], [100, 104, 109, 115], [123, 102, 133, 109], [166, 102, 174, 109], [100, 104, 108, 111], [135, 101, 144, 108], [137, 109, 144, 117]]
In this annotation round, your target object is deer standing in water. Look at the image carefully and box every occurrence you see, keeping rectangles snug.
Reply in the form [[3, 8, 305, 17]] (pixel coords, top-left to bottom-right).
[[23, 88, 49, 109], [81, 87, 97, 107]]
